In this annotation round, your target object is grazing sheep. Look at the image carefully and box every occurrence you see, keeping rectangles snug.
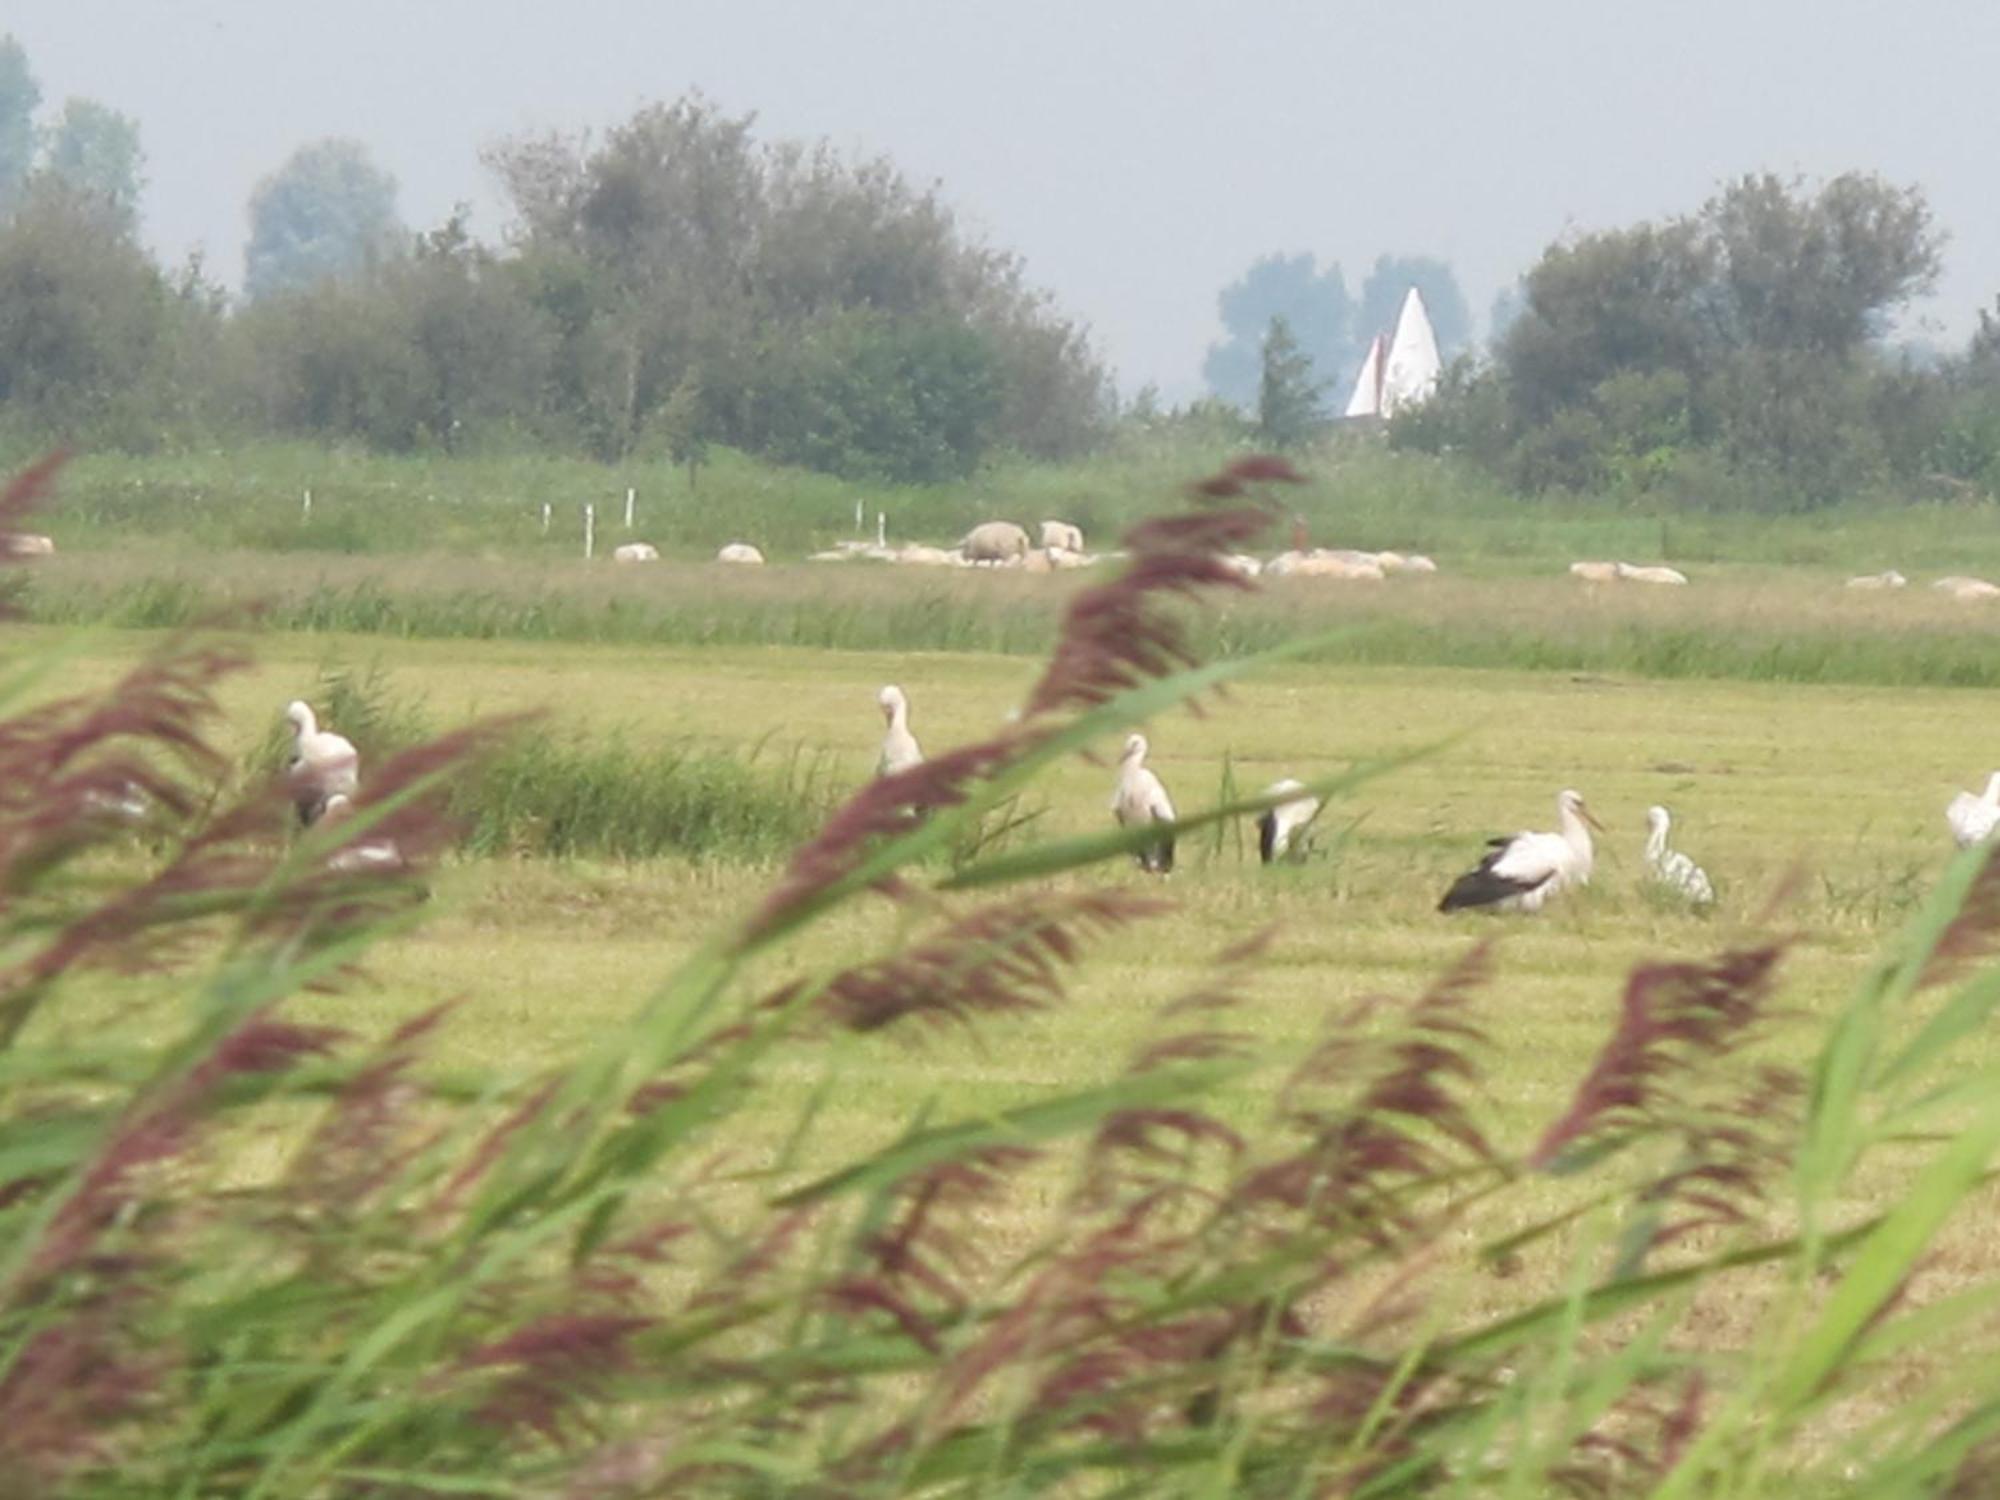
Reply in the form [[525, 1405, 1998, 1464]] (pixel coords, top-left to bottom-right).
[[613, 542, 660, 563], [1614, 562, 1688, 585], [808, 550, 851, 562], [285, 701, 359, 828], [1018, 548, 1057, 574], [1046, 546, 1092, 570], [893, 544, 959, 566], [1039, 520, 1084, 553], [1570, 560, 1619, 583], [1, 533, 54, 558], [1936, 575, 2000, 601], [1401, 554, 1438, 574], [1262, 550, 1306, 578], [960, 521, 1031, 564], [1221, 554, 1263, 578], [1292, 553, 1385, 581], [716, 543, 765, 565], [1844, 569, 1906, 590]]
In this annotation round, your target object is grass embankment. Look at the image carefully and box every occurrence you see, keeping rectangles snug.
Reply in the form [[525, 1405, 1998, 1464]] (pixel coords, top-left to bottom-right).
[[29, 550, 2000, 689], [15, 436, 2000, 574]]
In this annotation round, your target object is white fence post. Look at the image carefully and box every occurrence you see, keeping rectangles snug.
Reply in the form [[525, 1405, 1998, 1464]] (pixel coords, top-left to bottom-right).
[[855, 499, 864, 535], [624, 486, 636, 529], [302, 489, 312, 520], [584, 503, 595, 560], [540, 501, 551, 534], [877, 511, 886, 548]]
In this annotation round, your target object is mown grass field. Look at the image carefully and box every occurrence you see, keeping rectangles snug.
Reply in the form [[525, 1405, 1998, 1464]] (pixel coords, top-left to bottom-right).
[[39, 625, 1994, 1150]]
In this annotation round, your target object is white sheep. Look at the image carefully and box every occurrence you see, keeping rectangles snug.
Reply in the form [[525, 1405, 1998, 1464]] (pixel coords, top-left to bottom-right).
[[960, 521, 1031, 564], [1614, 562, 1689, 585], [716, 543, 765, 565], [1, 533, 54, 558], [1292, 554, 1385, 581], [1570, 560, 1620, 583], [893, 544, 959, 567], [1935, 575, 2000, 601], [1039, 520, 1084, 553], [613, 542, 660, 563], [1844, 570, 1906, 590]]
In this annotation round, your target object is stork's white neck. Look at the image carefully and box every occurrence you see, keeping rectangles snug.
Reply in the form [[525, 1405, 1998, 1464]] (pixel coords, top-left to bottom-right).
[[1644, 819, 1668, 864], [1984, 772, 2000, 806], [1559, 801, 1594, 861]]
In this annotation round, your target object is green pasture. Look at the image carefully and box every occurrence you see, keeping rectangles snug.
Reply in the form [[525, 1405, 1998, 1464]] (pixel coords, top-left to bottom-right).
[[40, 629, 1996, 1138]]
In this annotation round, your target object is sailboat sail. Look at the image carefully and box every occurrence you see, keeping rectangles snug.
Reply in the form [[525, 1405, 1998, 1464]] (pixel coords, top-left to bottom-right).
[[1380, 287, 1442, 416], [1342, 334, 1386, 419]]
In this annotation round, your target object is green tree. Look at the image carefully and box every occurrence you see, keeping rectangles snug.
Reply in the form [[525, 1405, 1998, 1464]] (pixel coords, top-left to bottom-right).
[[244, 139, 402, 300], [1204, 253, 1353, 408], [1255, 315, 1324, 449], [0, 178, 201, 444], [43, 97, 145, 231], [0, 35, 37, 216]]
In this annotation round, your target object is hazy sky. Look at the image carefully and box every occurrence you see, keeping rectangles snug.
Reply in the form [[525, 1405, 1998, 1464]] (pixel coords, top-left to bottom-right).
[[9, 1, 1995, 398]]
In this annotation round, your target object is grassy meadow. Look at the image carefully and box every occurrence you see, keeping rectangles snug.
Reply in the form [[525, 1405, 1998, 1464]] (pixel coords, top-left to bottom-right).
[[23, 445, 2000, 1489], [39, 626, 1991, 1132]]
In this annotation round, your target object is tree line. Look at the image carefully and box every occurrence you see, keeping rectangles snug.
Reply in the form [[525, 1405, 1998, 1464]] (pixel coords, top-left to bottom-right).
[[0, 37, 1109, 484], [1392, 172, 2000, 511]]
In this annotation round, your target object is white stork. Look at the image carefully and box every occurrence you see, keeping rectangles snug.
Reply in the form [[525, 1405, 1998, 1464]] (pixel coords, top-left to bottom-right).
[[1112, 733, 1176, 874], [285, 700, 359, 828], [1947, 772, 2000, 849], [876, 686, 923, 777], [1439, 789, 1602, 914], [1644, 805, 1715, 906], [1257, 778, 1321, 865], [318, 793, 405, 873]]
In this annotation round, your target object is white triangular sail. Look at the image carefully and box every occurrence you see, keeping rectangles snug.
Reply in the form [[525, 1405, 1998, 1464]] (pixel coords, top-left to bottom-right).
[[1380, 287, 1442, 417], [1342, 334, 1386, 419]]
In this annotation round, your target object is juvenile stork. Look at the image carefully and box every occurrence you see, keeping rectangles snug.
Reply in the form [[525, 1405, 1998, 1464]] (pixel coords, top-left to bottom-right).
[[1947, 772, 2000, 849], [1257, 778, 1321, 864], [285, 700, 359, 828], [1112, 733, 1176, 874], [318, 793, 406, 874], [1644, 805, 1715, 906], [876, 685, 923, 777], [1439, 789, 1602, 914]]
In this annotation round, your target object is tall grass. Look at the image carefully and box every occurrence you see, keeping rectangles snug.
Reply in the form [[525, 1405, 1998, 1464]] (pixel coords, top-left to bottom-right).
[[274, 662, 839, 863], [32, 548, 2000, 690], [22, 452, 2000, 1494]]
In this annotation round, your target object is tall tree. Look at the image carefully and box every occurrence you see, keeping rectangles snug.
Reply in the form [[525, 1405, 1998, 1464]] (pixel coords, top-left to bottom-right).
[[1357, 254, 1474, 360], [43, 98, 145, 231], [1204, 253, 1353, 408], [244, 139, 402, 300], [0, 36, 38, 217], [1255, 315, 1324, 449]]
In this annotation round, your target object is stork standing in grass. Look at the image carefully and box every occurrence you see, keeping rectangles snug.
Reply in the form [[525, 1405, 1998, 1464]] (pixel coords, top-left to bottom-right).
[[1644, 805, 1714, 906], [1947, 772, 2000, 848], [876, 685, 923, 777], [1113, 733, 1176, 873], [285, 700, 358, 828], [1439, 789, 1602, 913], [1257, 778, 1321, 864]]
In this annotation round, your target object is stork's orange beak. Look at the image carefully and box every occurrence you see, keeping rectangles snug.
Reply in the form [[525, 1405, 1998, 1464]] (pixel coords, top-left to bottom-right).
[[1582, 805, 1606, 833]]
